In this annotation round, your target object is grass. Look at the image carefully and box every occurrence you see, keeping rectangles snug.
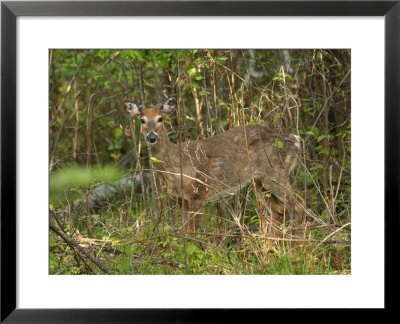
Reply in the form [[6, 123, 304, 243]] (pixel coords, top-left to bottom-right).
[[49, 182, 351, 275]]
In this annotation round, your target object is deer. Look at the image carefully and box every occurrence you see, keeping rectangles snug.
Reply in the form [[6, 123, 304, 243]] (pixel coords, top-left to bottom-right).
[[124, 96, 305, 237]]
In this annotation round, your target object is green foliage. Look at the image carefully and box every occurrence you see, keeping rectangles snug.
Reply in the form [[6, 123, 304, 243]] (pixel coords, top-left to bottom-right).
[[273, 140, 283, 149], [150, 157, 166, 164], [50, 165, 125, 204]]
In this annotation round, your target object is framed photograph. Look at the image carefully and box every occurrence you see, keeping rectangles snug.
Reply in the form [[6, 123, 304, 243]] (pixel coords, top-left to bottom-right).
[[1, 0, 398, 321]]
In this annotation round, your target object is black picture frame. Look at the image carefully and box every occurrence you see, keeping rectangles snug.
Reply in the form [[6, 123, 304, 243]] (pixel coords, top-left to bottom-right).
[[1, 0, 398, 322]]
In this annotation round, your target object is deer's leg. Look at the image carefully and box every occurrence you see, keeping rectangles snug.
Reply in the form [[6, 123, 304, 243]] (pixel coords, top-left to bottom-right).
[[260, 177, 305, 226], [292, 193, 306, 224], [180, 199, 189, 233], [255, 185, 283, 237], [255, 185, 268, 234], [186, 200, 205, 233]]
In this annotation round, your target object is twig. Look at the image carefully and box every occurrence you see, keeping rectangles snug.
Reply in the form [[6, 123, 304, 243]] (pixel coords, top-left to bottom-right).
[[312, 222, 351, 253]]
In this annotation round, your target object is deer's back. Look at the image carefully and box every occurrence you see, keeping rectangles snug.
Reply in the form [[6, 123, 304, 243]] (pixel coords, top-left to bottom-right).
[[187, 122, 299, 165], [178, 122, 300, 201]]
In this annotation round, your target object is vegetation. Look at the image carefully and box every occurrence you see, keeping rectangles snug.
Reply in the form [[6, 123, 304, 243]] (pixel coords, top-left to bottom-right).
[[49, 49, 351, 275]]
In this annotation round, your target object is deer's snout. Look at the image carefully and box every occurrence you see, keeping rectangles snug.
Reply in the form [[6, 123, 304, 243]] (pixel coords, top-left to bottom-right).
[[146, 133, 158, 144]]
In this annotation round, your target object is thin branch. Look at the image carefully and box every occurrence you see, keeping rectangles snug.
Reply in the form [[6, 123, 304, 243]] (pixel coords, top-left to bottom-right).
[[312, 222, 351, 253]]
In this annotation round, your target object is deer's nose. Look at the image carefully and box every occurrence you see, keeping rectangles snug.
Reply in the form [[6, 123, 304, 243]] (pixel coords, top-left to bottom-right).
[[146, 133, 158, 144]]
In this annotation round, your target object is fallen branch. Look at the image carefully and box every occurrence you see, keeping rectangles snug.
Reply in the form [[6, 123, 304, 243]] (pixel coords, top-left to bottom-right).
[[50, 223, 110, 274]]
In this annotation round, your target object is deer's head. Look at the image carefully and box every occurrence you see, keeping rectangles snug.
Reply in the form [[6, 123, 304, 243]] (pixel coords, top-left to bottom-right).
[[124, 96, 177, 146]]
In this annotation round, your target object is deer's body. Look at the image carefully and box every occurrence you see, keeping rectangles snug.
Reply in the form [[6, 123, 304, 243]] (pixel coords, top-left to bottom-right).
[[124, 97, 305, 235]]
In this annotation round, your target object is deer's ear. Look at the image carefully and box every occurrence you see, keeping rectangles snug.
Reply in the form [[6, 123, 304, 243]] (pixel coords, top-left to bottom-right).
[[161, 96, 177, 115], [124, 101, 141, 117]]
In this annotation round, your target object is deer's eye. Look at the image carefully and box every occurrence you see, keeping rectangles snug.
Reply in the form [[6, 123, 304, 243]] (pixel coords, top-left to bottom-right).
[[140, 119, 145, 124], [157, 117, 163, 123]]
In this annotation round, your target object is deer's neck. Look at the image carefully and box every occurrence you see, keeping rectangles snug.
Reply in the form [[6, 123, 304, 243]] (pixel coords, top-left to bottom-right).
[[148, 126, 178, 166]]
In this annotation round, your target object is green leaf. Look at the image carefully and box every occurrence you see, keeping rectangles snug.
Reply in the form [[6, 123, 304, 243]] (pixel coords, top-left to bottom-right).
[[186, 64, 196, 76], [49, 234, 57, 248], [199, 90, 211, 96], [320, 209, 330, 221], [114, 127, 123, 139], [150, 157, 166, 164], [128, 50, 145, 62], [273, 140, 283, 149], [97, 50, 105, 59], [307, 127, 319, 138], [264, 191, 272, 198], [186, 244, 197, 256], [125, 247, 133, 258], [122, 259, 131, 273], [317, 147, 329, 155]]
